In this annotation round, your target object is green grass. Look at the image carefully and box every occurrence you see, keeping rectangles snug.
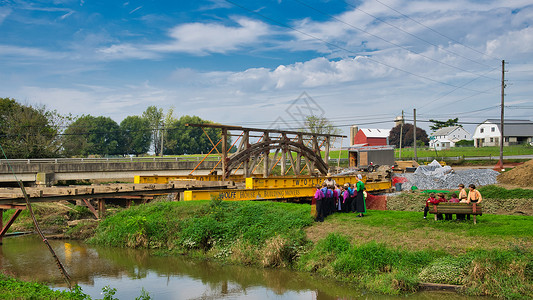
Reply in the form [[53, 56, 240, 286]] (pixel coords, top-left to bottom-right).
[[90, 200, 313, 257], [326, 145, 533, 161], [87, 199, 532, 298], [479, 185, 533, 199], [0, 274, 89, 299], [324, 209, 532, 239], [297, 232, 532, 297], [396, 145, 533, 159]]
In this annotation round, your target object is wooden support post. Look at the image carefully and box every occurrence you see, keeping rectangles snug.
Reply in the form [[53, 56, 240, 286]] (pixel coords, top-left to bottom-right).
[[311, 135, 319, 174], [281, 134, 287, 175], [0, 209, 2, 245], [263, 132, 270, 178], [98, 199, 106, 219], [325, 136, 330, 172], [296, 134, 303, 174], [243, 130, 250, 177], [221, 128, 228, 180]]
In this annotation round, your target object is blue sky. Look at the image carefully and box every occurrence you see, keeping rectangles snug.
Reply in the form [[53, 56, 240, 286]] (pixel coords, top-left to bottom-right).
[[1, 0, 532, 140]]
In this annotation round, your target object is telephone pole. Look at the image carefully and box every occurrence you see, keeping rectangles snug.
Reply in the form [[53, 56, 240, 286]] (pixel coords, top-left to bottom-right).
[[413, 108, 417, 161], [499, 60, 505, 170], [160, 123, 164, 157], [399, 110, 404, 159]]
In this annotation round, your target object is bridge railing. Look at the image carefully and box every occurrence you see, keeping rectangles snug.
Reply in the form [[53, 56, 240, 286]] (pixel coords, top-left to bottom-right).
[[0, 156, 221, 165]]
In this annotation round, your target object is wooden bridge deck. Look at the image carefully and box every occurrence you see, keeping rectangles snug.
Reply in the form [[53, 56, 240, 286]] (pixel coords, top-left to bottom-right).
[[0, 180, 235, 205]]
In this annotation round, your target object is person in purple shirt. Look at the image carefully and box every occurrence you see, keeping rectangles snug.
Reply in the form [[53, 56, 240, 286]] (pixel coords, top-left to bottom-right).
[[314, 184, 325, 222], [334, 184, 342, 212], [342, 183, 351, 213]]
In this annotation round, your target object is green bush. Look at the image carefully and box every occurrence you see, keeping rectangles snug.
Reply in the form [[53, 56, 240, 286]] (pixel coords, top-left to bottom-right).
[[0, 274, 89, 299]]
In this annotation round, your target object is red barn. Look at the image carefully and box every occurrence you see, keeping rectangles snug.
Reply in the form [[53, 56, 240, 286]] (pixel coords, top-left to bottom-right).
[[353, 128, 390, 146]]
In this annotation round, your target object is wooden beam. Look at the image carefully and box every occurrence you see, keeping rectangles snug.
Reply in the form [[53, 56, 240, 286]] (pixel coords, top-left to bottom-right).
[[281, 134, 287, 175], [221, 128, 228, 180], [263, 132, 270, 178], [82, 199, 99, 219], [0, 208, 23, 244], [325, 136, 330, 172], [98, 199, 106, 219], [296, 134, 303, 174]]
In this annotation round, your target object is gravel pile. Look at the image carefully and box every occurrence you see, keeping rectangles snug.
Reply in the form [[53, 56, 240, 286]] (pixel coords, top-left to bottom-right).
[[396, 160, 499, 190]]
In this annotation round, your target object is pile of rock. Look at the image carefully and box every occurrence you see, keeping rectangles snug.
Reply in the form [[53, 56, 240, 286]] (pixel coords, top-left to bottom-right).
[[396, 160, 499, 190]]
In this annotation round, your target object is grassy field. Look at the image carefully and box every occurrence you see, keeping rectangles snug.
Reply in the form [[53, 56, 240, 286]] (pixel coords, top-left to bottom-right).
[[326, 145, 533, 160], [86, 198, 532, 298], [396, 145, 533, 159], [3, 186, 532, 298], [156, 145, 533, 164]]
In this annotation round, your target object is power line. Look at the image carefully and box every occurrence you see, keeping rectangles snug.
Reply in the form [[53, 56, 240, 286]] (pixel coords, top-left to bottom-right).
[[292, 0, 498, 82], [340, 0, 498, 70], [224, 0, 494, 95], [427, 85, 502, 112], [373, 0, 502, 61], [418, 68, 501, 110]]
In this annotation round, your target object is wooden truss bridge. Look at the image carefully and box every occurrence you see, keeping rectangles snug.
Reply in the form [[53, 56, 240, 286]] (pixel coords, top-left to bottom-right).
[[186, 124, 346, 179], [0, 124, 354, 244]]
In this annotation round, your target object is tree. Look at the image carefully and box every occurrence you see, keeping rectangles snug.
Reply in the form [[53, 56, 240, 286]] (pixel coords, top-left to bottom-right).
[[388, 123, 429, 147], [141, 106, 163, 155], [301, 115, 341, 135], [165, 115, 224, 155], [62, 115, 122, 156], [0, 98, 65, 158], [429, 118, 461, 132], [120, 116, 151, 156]]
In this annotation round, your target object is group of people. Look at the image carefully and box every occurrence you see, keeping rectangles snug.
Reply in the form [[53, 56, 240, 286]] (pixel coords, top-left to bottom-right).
[[423, 183, 483, 220], [314, 174, 366, 222]]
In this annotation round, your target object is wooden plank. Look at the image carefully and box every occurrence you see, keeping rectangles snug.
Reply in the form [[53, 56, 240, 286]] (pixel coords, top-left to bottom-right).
[[429, 204, 483, 215]]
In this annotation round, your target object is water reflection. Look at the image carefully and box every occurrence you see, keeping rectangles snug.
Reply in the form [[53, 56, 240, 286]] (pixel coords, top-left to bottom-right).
[[0, 235, 488, 299]]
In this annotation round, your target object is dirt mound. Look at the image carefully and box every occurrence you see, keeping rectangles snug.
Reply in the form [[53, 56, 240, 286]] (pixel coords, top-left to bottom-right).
[[497, 159, 533, 187]]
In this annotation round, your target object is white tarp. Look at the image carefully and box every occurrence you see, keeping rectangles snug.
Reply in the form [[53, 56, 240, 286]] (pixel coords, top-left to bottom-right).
[[414, 160, 453, 179]]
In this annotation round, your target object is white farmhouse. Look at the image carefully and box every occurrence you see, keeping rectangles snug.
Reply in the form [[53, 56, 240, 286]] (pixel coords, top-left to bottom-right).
[[429, 126, 471, 150], [472, 119, 533, 147]]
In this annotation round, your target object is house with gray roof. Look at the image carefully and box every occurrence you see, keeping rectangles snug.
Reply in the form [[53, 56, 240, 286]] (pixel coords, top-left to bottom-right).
[[472, 119, 533, 147], [429, 126, 471, 150]]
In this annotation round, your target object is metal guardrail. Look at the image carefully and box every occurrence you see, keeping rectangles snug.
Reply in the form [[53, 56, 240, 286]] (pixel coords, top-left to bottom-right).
[[0, 156, 221, 165]]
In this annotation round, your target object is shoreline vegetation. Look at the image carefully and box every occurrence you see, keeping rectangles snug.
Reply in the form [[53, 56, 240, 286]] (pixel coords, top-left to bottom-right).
[[1, 186, 532, 299]]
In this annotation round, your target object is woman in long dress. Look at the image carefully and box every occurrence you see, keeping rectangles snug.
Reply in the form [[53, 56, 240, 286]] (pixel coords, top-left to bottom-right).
[[355, 174, 366, 217]]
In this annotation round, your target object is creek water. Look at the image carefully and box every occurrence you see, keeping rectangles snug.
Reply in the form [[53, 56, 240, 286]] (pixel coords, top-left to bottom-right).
[[1, 235, 486, 299]]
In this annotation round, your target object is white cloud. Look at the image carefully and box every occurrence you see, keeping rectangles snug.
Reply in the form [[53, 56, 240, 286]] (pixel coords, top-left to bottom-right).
[[0, 45, 66, 60], [486, 27, 533, 57], [147, 18, 270, 55], [97, 18, 272, 58], [98, 44, 160, 60]]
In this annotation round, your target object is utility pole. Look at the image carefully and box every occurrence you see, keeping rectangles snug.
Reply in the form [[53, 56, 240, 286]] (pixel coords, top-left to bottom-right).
[[399, 110, 404, 159], [160, 123, 164, 157], [499, 60, 505, 171], [413, 108, 417, 161]]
